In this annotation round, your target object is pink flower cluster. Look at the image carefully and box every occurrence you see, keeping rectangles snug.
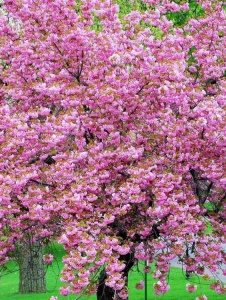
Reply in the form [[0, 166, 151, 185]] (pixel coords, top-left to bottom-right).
[[153, 280, 170, 295], [135, 280, 144, 290], [43, 254, 54, 265], [186, 283, 197, 293], [0, 0, 226, 299]]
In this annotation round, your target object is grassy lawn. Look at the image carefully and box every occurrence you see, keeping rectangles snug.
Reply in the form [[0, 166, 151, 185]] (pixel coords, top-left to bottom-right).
[[0, 244, 225, 300]]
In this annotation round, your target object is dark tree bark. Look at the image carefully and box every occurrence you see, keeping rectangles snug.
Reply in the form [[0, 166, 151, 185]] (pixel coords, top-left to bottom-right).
[[97, 269, 115, 300], [97, 252, 135, 300], [17, 240, 46, 293]]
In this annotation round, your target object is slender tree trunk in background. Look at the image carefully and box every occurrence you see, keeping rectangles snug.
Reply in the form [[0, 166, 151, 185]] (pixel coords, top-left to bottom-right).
[[18, 240, 46, 293], [97, 252, 134, 300]]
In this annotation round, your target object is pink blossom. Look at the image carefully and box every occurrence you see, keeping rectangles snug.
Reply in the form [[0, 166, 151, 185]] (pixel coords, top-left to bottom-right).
[[153, 280, 170, 295], [143, 265, 151, 273], [117, 245, 130, 255], [43, 254, 53, 265], [196, 295, 208, 300], [60, 286, 70, 296], [117, 288, 128, 300], [135, 280, 144, 290], [186, 283, 198, 293]]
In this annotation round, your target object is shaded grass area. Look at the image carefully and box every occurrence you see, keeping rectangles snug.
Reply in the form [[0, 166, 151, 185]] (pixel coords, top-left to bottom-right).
[[0, 244, 225, 300]]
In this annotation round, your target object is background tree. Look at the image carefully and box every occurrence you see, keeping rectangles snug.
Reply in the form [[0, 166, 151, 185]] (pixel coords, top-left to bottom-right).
[[0, 0, 226, 299]]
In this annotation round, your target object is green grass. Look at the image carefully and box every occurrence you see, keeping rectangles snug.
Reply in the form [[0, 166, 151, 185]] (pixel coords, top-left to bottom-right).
[[0, 244, 225, 300]]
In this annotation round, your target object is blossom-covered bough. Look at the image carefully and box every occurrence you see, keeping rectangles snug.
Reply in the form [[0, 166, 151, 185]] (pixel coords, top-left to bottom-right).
[[0, 0, 226, 299]]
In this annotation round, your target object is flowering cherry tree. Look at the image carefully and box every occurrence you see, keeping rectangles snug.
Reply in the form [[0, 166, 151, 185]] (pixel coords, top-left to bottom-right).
[[0, 0, 226, 299]]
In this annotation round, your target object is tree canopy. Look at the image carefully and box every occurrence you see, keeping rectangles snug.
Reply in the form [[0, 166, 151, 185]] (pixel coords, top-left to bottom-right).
[[0, 0, 226, 299]]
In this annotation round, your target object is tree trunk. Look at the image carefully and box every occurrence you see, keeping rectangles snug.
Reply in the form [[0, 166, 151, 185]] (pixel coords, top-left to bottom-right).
[[97, 252, 134, 300], [18, 240, 46, 293], [97, 269, 115, 300]]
